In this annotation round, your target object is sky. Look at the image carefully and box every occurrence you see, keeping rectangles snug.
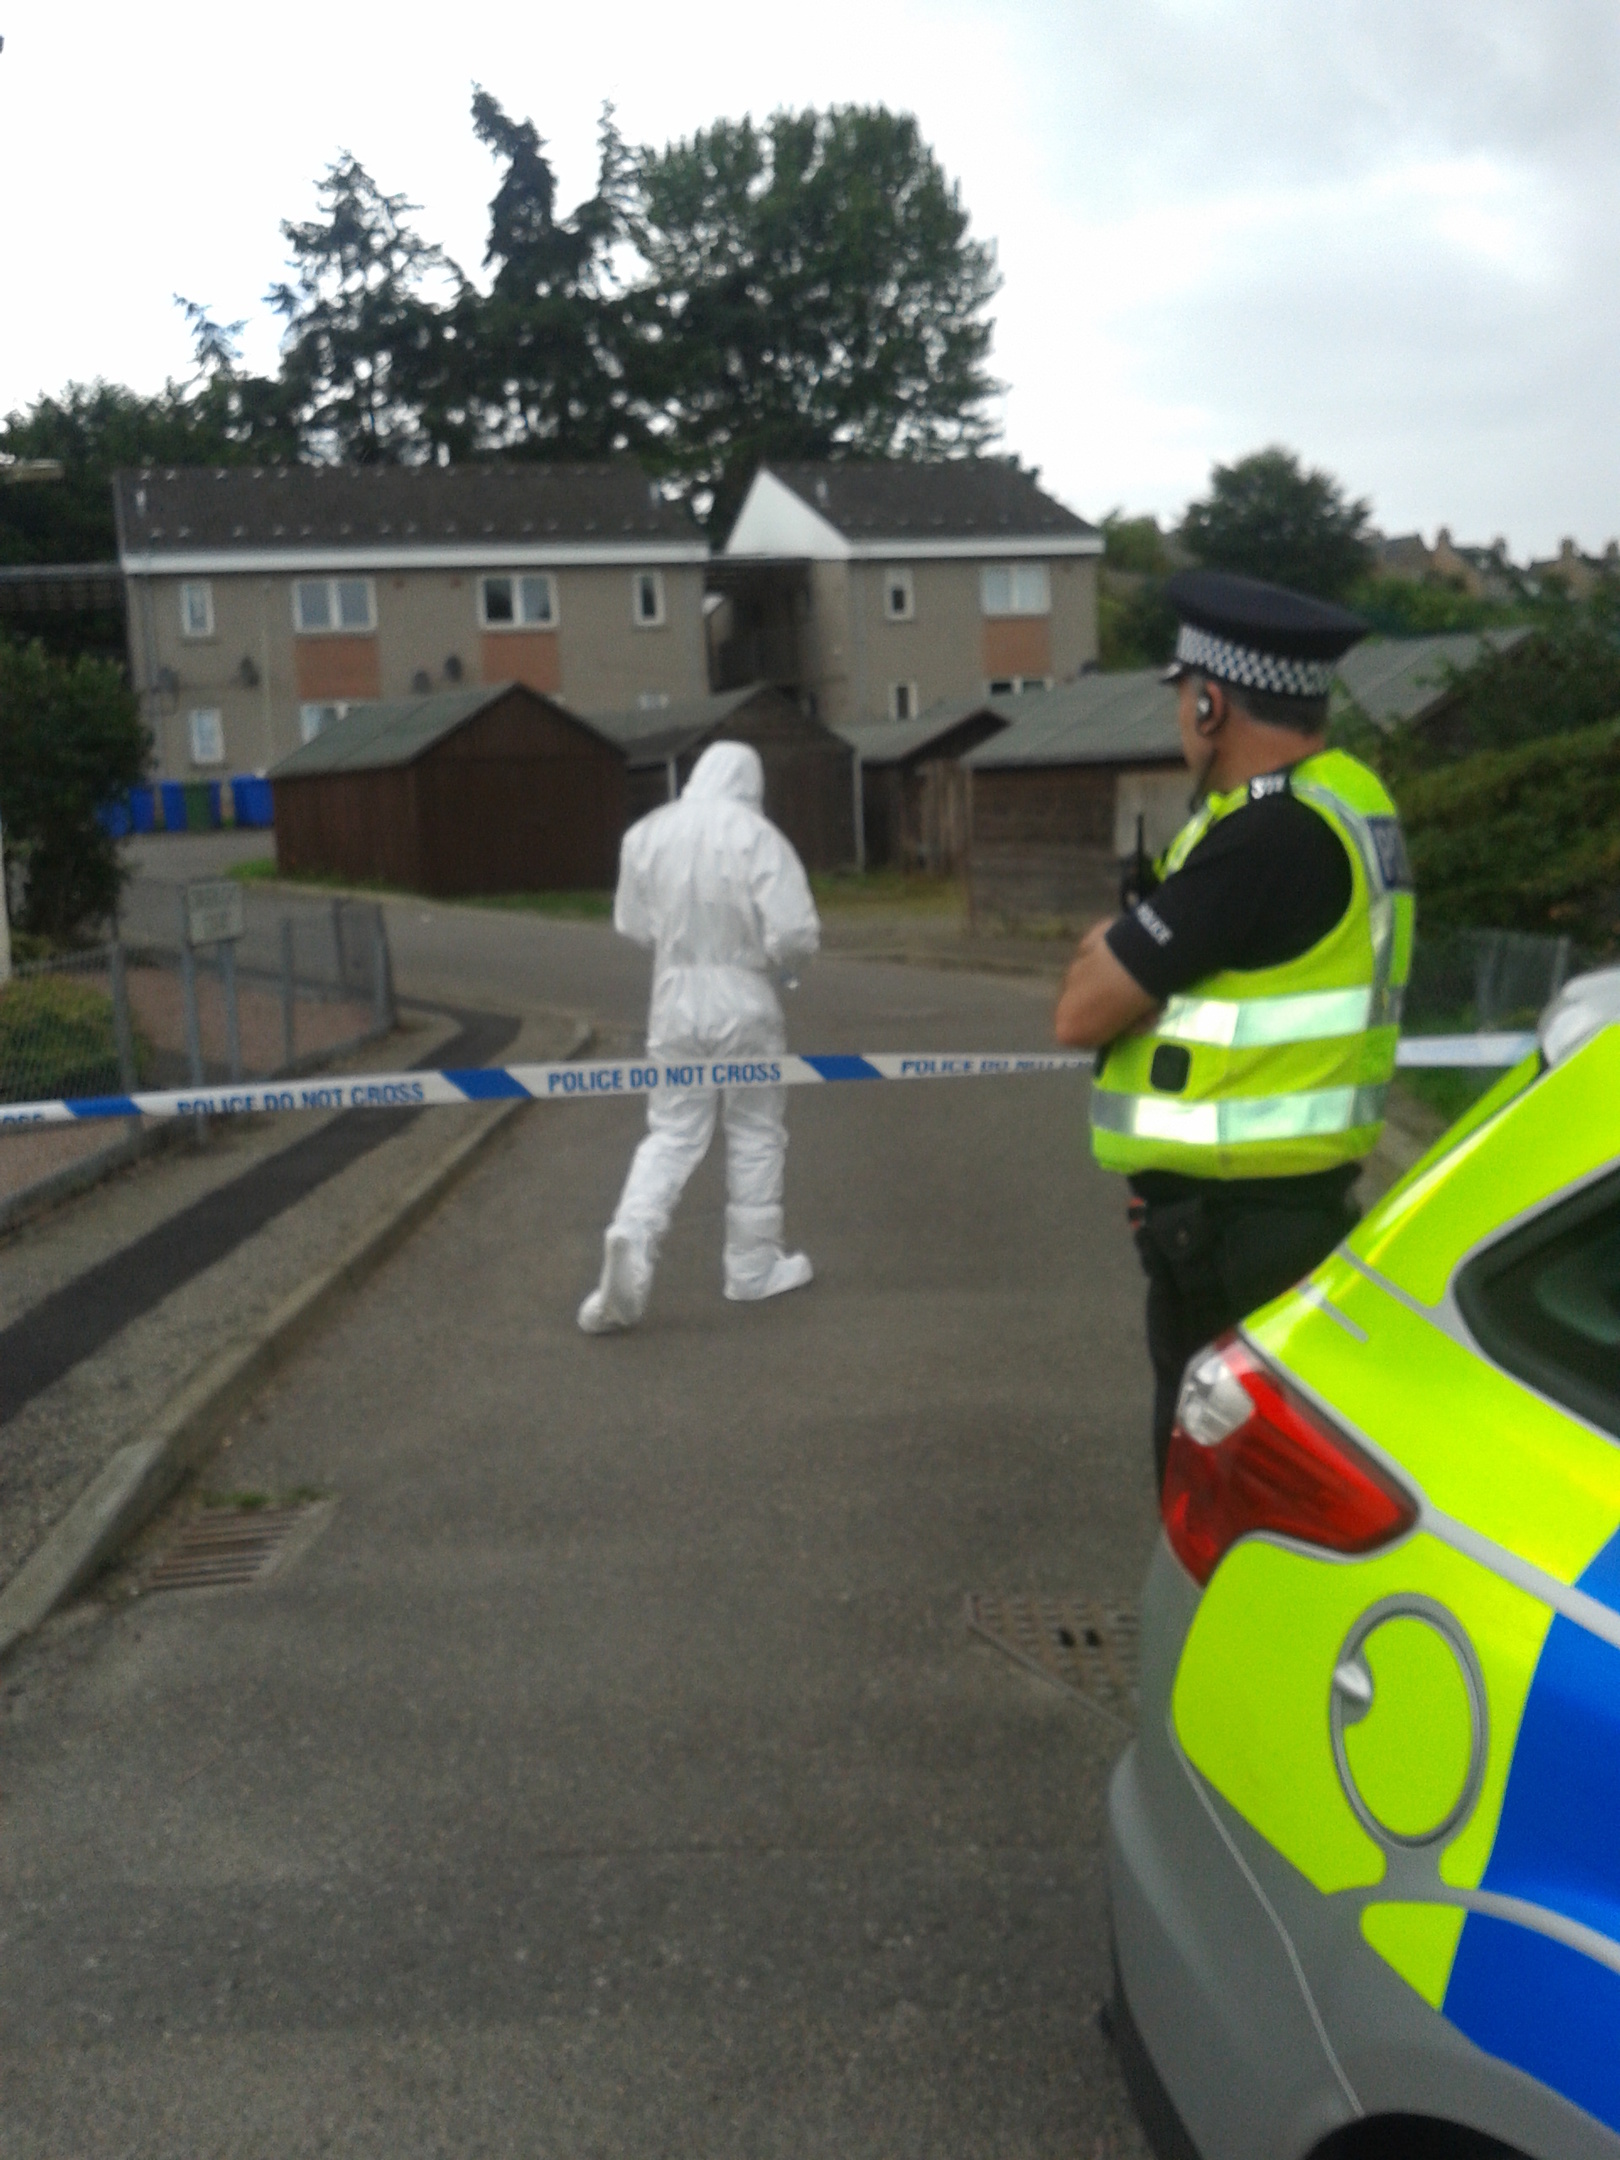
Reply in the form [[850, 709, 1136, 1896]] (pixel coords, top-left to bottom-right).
[[2, 0, 1617, 560]]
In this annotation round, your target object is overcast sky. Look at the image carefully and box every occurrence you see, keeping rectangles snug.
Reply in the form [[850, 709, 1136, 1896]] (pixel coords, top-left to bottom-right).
[[3, 1, 1616, 558]]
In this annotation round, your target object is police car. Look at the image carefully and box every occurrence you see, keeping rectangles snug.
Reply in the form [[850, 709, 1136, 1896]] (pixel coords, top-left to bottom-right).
[[1107, 968, 1620, 2160]]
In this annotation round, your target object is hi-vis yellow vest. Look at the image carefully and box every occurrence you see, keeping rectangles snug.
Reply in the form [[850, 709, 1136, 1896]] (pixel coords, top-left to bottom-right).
[[1090, 748, 1415, 1179]]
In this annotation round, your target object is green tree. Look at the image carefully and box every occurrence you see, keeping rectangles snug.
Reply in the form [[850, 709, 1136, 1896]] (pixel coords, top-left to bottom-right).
[[1182, 446, 1373, 601], [0, 302, 291, 576], [269, 154, 466, 463], [1347, 573, 1520, 637], [0, 637, 149, 940], [624, 105, 1000, 523], [463, 91, 633, 458]]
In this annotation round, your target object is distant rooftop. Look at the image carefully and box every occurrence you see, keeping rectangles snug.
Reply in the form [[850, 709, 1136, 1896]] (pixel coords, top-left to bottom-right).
[[115, 462, 705, 564], [725, 460, 1101, 560]]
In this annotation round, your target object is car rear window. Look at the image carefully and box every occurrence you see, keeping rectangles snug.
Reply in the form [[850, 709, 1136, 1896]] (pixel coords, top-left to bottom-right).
[[1459, 1169, 1620, 1441]]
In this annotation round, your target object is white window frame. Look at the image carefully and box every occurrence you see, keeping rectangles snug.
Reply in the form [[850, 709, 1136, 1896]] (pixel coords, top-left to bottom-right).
[[187, 707, 225, 766], [292, 577, 377, 635], [299, 701, 349, 744], [888, 680, 919, 722], [987, 675, 1053, 696], [478, 572, 557, 629], [179, 579, 214, 640], [632, 569, 666, 629], [883, 566, 915, 622], [979, 562, 1052, 617]]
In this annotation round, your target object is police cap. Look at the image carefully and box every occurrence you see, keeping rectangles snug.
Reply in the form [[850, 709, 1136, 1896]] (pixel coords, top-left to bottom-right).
[[1161, 569, 1367, 700]]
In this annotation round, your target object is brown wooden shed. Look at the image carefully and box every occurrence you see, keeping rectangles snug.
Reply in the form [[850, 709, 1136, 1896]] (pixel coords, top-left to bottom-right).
[[836, 705, 1010, 873], [269, 682, 627, 895], [962, 673, 1186, 925], [591, 682, 856, 870]]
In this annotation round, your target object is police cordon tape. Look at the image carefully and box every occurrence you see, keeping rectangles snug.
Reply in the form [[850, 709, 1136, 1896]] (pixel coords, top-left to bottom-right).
[[0, 1033, 1539, 1129]]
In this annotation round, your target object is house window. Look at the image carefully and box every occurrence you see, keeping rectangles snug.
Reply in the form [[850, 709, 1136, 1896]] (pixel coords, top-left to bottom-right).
[[633, 570, 666, 628], [299, 701, 348, 744], [179, 580, 214, 640], [883, 567, 914, 621], [889, 681, 919, 722], [980, 563, 1051, 617], [480, 573, 556, 628], [987, 675, 1052, 695], [293, 577, 375, 633], [188, 707, 225, 766]]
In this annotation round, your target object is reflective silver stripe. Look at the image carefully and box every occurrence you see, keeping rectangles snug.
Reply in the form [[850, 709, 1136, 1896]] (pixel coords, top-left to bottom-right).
[[1091, 1082, 1388, 1146], [1295, 776, 1400, 997], [1157, 986, 1375, 1048], [1156, 983, 1404, 1046]]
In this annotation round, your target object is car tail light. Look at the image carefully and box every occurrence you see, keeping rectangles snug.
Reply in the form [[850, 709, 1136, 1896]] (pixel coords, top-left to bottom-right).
[[1163, 1334, 1418, 1588]]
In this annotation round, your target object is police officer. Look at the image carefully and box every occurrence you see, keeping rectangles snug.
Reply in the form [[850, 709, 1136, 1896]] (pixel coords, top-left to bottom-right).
[[1054, 569, 1414, 1491]]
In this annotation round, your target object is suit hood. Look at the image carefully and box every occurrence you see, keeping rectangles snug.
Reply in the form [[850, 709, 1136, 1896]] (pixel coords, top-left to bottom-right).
[[683, 740, 765, 808]]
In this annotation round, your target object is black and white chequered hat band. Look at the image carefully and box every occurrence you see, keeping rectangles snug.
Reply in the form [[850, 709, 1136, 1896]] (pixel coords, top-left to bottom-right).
[[1175, 623, 1337, 699]]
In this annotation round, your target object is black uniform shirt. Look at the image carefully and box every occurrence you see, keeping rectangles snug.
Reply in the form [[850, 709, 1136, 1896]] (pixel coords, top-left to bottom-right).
[[1104, 767, 1357, 1205]]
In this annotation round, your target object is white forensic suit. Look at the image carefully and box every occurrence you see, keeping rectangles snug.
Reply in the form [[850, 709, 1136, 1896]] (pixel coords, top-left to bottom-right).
[[578, 741, 822, 1333]]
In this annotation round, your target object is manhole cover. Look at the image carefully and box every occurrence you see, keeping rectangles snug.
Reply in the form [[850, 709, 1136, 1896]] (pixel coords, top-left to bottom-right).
[[142, 1501, 335, 1595], [965, 1593, 1139, 1724]]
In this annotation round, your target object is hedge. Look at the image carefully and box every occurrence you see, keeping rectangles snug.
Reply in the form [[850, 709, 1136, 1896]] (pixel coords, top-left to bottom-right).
[[0, 973, 140, 1104], [1399, 720, 1620, 949]]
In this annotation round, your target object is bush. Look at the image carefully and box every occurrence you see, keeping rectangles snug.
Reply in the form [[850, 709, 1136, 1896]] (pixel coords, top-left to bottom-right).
[[1400, 721, 1620, 948], [0, 972, 133, 1103], [0, 636, 150, 942]]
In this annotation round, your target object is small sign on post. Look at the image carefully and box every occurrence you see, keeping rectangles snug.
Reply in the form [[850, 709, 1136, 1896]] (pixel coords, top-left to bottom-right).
[[183, 879, 245, 950], [180, 878, 247, 1086]]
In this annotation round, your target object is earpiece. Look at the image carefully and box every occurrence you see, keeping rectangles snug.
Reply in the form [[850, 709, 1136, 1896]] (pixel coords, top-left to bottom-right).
[[1196, 691, 1214, 723]]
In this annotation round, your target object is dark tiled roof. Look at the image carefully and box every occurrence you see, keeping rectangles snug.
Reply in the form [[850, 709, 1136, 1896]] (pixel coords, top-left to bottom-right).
[[268, 682, 610, 777], [115, 462, 700, 555], [764, 461, 1098, 543]]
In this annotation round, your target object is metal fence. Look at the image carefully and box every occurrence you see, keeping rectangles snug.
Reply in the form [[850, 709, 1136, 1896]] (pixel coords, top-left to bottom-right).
[[1, 882, 395, 1106], [1404, 927, 1583, 1035]]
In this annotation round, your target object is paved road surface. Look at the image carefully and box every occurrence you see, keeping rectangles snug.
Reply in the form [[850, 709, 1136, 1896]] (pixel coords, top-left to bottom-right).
[[0, 843, 1161, 2155]]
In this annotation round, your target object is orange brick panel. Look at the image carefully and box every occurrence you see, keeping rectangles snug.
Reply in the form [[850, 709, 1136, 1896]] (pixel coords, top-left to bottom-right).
[[981, 617, 1053, 679], [294, 636, 382, 701], [480, 630, 561, 694]]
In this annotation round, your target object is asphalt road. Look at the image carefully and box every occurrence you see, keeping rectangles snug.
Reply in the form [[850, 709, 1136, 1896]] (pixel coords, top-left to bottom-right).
[[4, 868, 1159, 2156]]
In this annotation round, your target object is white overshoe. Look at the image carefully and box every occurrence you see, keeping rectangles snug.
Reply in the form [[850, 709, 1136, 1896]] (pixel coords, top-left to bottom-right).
[[724, 1250, 814, 1303], [577, 1230, 650, 1333]]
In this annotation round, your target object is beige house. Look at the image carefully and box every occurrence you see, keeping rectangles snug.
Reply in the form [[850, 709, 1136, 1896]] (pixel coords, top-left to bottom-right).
[[711, 461, 1102, 727], [115, 464, 711, 779]]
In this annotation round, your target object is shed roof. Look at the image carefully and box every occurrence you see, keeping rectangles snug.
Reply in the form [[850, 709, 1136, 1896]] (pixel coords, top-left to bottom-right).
[[268, 682, 604, 778], [963, 673, 1180, 769], [834, 708, 1011, 767], [115, 461, 705, 567], [1332, 627, 1532, 729], [588, 683, 794, 767]]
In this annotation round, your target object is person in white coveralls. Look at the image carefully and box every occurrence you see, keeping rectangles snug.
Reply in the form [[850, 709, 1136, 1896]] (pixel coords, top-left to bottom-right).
[[578, 740, 822, 1333]]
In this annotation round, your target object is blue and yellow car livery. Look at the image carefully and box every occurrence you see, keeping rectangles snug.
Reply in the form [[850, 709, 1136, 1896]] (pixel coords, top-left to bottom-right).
[[1108, 971, 1620, 2160]]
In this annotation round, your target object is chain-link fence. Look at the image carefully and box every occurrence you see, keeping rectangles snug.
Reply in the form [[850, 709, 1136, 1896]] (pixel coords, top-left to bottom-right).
[[1404, 927, 1584, 1035], [0, 882, 396, 1223]]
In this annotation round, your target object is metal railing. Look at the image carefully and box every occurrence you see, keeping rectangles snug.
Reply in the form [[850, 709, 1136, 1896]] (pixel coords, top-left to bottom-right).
[[1, 884, 394, 1106], [1403, 927, 1583, 1036]]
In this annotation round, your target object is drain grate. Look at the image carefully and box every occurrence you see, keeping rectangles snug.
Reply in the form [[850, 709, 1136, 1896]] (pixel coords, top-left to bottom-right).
[[142, 1501, 334, 1595], [965, 1593, 1139, 1725]]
